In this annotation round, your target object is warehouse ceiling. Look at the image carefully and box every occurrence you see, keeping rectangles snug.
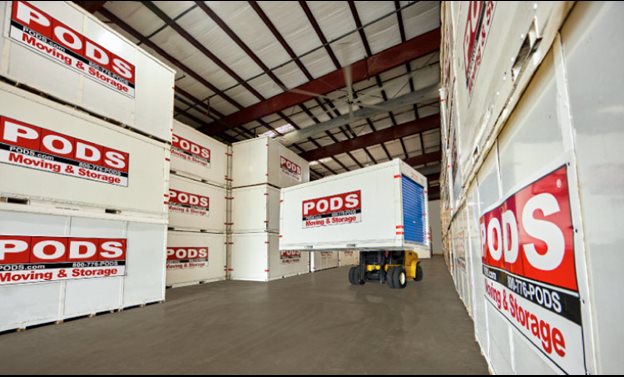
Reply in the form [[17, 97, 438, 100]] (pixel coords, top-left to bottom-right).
[[75, 1, 442, 198]]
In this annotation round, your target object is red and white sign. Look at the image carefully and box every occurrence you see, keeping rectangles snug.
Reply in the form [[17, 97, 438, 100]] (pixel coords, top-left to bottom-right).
[[281, 156, 302, 182], [281, 250, 301, 264], [167, 246, 208, 262], [0, 236, 126, 285], [172, 134, 211, 167], [480, 166, 576, 291], [9, 1, 136, 97], [168, 189, 210, 217], [480, 166, 585, 374], [302, 190, 361, 228], [166, 246, 208, 270], [0, 116, 130, 186], [463, 1, 496, 94]]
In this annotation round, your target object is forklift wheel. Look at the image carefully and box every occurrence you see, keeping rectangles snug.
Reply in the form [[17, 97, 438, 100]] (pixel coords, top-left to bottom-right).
[[394, 267, 407, 289], [387, 268, 396, 289], [355, 267, 366, 285], [348, 267, 357, 285], [415, 264, 424, 282]]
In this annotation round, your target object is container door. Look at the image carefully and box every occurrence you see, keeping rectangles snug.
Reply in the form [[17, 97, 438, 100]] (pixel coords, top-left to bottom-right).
[[402, 175, 426, 244]]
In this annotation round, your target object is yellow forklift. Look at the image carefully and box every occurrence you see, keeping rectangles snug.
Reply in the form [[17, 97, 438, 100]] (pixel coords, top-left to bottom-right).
[[348, 250, 423, 289]]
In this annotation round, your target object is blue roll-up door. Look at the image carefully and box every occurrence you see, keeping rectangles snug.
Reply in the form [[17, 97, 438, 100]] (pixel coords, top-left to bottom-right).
[[402, 175, 426, 244]]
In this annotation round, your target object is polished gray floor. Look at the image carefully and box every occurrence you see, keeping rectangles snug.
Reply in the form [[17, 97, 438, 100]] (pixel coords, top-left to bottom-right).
[[0, 256, 488, 375]]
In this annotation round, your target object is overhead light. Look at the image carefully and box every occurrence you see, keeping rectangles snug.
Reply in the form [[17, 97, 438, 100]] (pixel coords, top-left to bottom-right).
[[260, 123, 295, 138]]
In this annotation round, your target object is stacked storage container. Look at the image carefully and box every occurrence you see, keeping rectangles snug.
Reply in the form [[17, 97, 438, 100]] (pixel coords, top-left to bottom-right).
[[230, 137, 310, 281], [337, 251, 359, 267], [166, 120, 228, 288], [0, 1, 175, 331], [440, 2, 624, 375], [310, 251, 339, 272]]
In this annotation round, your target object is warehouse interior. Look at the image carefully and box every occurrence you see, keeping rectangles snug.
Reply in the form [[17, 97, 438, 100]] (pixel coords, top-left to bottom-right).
[[0, 1, 622, 375]]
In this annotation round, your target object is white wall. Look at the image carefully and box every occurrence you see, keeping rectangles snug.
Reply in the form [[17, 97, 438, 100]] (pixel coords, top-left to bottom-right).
[[428, 200, 442, 255]]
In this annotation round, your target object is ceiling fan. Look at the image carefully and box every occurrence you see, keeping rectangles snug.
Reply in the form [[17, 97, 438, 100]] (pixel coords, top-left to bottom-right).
[[279, 42, 437, 132], [275, 43, 391, 126], [273, 44, 440, 146]]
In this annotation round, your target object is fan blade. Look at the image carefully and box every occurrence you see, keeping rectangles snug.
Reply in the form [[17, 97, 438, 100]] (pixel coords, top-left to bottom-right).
[[287, 87, 335, 101], [348, 100, 354, 126], [352, 101, 400, 113], [344, 64, 354, 105]]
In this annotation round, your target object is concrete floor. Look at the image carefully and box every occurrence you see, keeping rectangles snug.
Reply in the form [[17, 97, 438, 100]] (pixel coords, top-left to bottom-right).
[[0, 256, 487, 375]]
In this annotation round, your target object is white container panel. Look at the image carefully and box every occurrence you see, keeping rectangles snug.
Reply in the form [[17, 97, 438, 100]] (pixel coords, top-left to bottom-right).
[[476, 146, 501, 211], [231, 232, 270, 282], [561, 3, 624, 374], [232, 137, 310, 188], [268, 234, 309, 281], [171, 120, 228, 187], [512, 332, 560, 375], [0, 1, 175, 142], [231, 233, 309, 282], [122, 221, 167, 307], [486, 303, 514, 375], [269, 138, 310, 189], [310, 251, 339, 272], [280, 160, 430, 255], [232, 185, 280, 233], [166, 231, 226, 287], [232, 137, 268, 189], [64, 278, 123, 319], [466, 184, 488, 350], [0, 83, 169, 218], [168, 175, 226, 232], [452, 207, 470, 311], [428, 200, 443, 255], [496, 54, 566, 196], [0, 282, 63, 332], [64, 216, 125, 318], [338, 250, 359, 267]]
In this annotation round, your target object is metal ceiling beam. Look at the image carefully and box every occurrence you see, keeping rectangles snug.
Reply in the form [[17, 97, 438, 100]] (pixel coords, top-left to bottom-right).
[[296, 2, 364, 170], [174, 86, 255, 140], [162, 2, 345, 153], [99, 8, 243, 111], [404, 151, 442, 168], [74, 1, 107, 14], [246, 1, 355, 142], [349, 0, 409, 161], [173, 106, 236, 144], [173, 94, 250, 142], [301, 114, 439, 161], [248, 1, 354, 132], [98, 7, 285, 139], [142, 2, 289, 139], [299, 1, 341, 69], [204, 28, 441, 135], [278, 84, 438, 145], [428, 186, 441, 201], [416, 164, 442, 178], [193, 1, 352, 169], [394, 1, 432, 164]]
